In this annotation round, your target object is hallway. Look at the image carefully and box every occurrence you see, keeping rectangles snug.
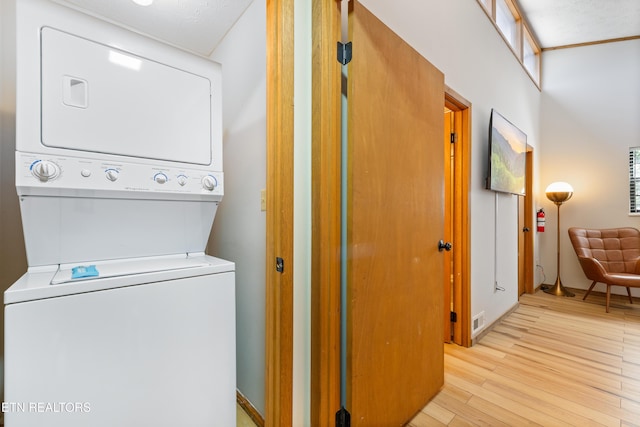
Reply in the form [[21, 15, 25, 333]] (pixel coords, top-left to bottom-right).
[[410, 289, 640, 426]]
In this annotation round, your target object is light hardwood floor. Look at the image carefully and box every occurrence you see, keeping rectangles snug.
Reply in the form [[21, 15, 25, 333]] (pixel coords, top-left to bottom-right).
[[237, 402, 260, 427], [409, 288, 640, 427]]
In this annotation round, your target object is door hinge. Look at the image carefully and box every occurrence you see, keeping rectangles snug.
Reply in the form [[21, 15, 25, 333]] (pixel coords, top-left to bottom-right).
[[276, 257, 284, 273], [450, 132, 457, 143], [450, 311, 457, 323], [337, 41, 352, 65], [336, 407, 351, 427]]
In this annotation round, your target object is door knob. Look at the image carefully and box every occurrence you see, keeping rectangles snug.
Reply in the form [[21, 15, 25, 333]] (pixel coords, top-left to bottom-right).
[[438, 240, 452, 252]]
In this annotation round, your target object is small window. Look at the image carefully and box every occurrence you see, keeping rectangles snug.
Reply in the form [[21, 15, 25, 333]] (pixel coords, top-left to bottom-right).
[[495, 0, 518, 49], [475, 0, 541, 87], [629, 147, 640, 214], [523, 27, 539, 81]]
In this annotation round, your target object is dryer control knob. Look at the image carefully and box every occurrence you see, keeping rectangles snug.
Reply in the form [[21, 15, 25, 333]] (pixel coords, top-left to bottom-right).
[[154, 173, 168, 184], [32, 160, 60, 182], [105, 169, 119, 182], [177, 175, 188, 186], [202, 175, 217, 191]]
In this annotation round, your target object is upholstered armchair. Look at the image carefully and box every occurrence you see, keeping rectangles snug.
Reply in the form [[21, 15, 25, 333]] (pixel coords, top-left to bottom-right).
[[568, 227, 640, 312]]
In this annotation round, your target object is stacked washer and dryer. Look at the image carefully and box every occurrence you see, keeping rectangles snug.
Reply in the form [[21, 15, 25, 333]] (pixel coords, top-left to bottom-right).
[[4, 0, 236, 426]]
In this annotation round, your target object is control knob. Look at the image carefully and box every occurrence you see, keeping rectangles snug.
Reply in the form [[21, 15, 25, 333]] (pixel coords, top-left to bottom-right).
[[105, 169, 119, 182], [32, 160, 60, 182], [177, 175, 188, 187], [201, 175, 217, 191], [154, 173, 168, 184]]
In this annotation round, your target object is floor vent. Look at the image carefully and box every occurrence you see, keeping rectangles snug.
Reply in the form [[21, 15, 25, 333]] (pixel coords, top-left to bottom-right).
[[472, 311, 485, 333]]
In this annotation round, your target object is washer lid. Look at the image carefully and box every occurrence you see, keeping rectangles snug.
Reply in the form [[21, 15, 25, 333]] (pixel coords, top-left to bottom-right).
[[4, 254, 235, 304], [51, 255, 211, 285]]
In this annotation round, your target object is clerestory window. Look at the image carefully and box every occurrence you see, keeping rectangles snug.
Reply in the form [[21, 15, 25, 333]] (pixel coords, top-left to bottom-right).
[[476, 0, 541, 87]]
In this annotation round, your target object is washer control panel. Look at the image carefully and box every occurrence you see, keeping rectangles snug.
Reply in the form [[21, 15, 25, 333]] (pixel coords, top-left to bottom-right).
[[16, 152, 224, 201]]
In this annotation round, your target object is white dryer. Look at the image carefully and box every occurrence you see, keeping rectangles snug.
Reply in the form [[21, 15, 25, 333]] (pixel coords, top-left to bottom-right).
[[4, 1, 236, 426]]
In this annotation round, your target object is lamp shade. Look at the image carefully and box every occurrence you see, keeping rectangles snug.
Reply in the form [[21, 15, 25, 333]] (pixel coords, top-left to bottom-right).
[[545, 181, 573, 204]]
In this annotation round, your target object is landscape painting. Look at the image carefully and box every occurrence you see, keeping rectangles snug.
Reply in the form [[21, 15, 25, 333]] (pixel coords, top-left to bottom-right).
[[488, 109, 527, 196]]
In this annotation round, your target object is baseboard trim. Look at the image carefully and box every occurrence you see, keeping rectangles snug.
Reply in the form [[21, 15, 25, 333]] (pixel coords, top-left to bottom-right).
[[471, 302, 519, 346], [237, 390, 265, 427]]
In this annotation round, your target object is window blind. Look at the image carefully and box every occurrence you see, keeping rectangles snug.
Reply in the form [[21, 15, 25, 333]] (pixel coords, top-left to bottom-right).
[[629, 147, 640, 213]]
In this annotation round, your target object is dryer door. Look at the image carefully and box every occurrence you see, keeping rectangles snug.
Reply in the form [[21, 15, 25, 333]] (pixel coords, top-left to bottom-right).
[[40, 27, 215, 166]]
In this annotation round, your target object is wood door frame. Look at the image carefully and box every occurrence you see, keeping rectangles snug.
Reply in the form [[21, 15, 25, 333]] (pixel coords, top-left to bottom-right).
[[443, 109, 454, 344], [310, 0, 343, 425], [524, 148, 535, 294], [444, 88, 472, 347], [265, 0, 294, 425]]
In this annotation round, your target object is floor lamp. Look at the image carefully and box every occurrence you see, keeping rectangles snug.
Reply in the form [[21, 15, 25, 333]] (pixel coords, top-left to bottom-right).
[[544, 181, 575, 297]]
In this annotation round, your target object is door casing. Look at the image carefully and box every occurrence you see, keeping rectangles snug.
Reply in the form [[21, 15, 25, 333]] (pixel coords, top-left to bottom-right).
[[518, 148, 535, 296], [265, 0, 295, 425], [445, 89, 472, 347]]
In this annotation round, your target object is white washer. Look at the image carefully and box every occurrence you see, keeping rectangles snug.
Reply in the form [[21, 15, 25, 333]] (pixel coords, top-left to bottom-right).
[[5, 1, 236, 425], [4, 255, 235, 427]]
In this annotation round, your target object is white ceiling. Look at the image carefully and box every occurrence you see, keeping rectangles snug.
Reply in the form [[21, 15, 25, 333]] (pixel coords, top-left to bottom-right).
[[55, 0, 639, 53], [56, 0, 254, 56], [517, 0, 640, 49]]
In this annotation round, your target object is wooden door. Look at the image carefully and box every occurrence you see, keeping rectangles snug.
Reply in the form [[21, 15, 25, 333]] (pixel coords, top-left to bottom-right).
[[347, 2, 445, 425]]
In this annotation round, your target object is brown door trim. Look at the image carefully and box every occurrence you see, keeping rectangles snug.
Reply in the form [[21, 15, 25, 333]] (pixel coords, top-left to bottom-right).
[[525, 149, 534, 294], [310, 0, 343, 425], [445, 87, 472, 347], [443, 109, 454, 343], [518, 148, 534, 296], [265, 0, 295, 425]]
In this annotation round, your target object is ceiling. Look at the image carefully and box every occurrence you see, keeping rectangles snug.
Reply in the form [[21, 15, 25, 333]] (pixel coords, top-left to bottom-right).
[[56, 0, 254, 56], [517, 0, 640, 49], [55, 0, 639, 53]]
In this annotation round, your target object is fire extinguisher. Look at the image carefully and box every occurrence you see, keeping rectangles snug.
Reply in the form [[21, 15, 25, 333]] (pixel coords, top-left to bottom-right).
[[537, 208, 545, 232]]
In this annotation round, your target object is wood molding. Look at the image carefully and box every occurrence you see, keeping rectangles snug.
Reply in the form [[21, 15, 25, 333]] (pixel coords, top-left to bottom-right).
[[445, 88, 472, 348], [542, 35, 640, 51], [311, 0, 342, 425], [443, 110, 454, 343], [237, 391, 265, 427], [525, 149, 534, 294], [265, 0, 294, 425]]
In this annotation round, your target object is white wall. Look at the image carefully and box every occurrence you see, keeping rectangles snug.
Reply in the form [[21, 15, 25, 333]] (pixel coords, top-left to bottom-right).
[[359, 0, 542, 334], [209, 3, 313, 424], [293, 0, 312, 425], [539, 39, 640, 297], [206, 0, 268, 415]]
